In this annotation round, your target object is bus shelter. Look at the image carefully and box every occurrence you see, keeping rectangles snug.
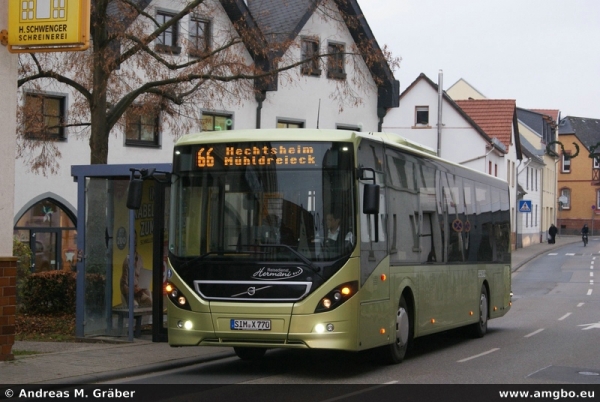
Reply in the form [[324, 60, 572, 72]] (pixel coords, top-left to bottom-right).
[[71, 164, 171, 342]]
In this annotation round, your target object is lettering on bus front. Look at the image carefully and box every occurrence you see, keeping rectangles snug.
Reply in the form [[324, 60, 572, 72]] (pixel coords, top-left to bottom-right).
[[196, 145, 317, 168]]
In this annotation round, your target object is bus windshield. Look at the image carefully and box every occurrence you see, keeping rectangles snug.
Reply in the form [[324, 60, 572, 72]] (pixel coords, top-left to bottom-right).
[[169, 141, 355, 263]]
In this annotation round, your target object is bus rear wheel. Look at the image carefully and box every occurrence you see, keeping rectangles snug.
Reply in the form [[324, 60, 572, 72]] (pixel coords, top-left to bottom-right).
[[383, 295, 411, 364], [471, 286, 488, 338], [233, 347, 266, 361]]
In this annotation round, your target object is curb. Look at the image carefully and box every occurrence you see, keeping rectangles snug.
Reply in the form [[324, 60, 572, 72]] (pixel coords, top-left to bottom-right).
[[38, 351, 236, 385], [512, 237, 581, 272]]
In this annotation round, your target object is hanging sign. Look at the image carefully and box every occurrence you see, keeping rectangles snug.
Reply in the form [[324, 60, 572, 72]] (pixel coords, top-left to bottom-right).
[[7, 0, 90, 53]]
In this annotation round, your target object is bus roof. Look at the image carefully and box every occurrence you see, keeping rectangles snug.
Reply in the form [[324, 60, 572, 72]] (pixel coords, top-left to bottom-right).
[[176, 129, 435, 154], [175, 129, 507, 187]]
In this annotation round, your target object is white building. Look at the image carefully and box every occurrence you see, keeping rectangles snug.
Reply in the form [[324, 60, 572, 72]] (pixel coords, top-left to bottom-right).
[[382, 73, 522, 249], [13, 0, 399, 271]]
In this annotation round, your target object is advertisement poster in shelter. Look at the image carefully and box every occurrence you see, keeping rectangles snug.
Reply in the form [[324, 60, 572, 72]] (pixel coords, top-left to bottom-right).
[[112, 179, 154, 308]]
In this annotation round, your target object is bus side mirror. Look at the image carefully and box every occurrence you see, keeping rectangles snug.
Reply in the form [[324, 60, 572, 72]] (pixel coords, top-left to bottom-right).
[[127, 178, 143, 210], [363, 184, 380, 214]]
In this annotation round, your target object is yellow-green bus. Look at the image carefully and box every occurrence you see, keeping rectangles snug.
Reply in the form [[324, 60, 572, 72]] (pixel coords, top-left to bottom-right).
[[164, 129, 511, 363]]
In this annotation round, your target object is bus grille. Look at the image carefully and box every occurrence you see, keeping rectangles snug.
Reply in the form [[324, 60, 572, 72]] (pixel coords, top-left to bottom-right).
[[194, 280, 312, 302]]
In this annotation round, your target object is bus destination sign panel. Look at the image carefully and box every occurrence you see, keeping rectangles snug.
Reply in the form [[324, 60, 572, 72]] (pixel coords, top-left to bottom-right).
[[197, 145, 318, 168]]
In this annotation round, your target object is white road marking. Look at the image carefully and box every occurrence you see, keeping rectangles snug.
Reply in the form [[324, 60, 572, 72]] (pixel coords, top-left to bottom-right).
[[457, 348, 500, 363], [588, 289, 593, 296], [524, 328, 545, 338], [558, 313, 572, 321], [548, 253, 558, 256], [566, 253, 575, 256], [578, 322, 600, 331], [577, 303, 585, 307]]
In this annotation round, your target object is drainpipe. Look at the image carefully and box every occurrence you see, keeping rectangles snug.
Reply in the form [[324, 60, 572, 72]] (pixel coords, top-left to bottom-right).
[[437, 70, 443, 157], [377, 107, 387, 132], [255, 91, 266, 129]]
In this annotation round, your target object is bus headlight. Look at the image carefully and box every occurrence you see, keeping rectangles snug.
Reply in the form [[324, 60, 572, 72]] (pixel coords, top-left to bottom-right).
[[314, 281, 358, 313], [165, 282, 191, 310]]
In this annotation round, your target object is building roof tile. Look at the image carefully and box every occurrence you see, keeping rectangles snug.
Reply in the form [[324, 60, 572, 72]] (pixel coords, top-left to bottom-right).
[[455, 99, 518, 152]]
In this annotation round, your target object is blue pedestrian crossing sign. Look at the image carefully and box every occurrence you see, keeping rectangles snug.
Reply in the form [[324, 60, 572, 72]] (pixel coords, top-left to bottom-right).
[[518, 200, 532, 213]]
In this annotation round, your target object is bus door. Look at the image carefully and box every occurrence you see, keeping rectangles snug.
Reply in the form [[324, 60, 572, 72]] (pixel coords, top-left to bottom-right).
[[357, 140, 389, 349]]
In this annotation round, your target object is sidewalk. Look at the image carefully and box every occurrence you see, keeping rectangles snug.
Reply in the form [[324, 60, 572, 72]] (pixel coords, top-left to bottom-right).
[[0, 235, 582, 385]]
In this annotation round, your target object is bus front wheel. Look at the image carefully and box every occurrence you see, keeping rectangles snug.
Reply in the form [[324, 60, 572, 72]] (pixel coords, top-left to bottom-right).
[[383, 295, 411, 364], [233, 347, 266, 361], [471, 286, 488, 338]]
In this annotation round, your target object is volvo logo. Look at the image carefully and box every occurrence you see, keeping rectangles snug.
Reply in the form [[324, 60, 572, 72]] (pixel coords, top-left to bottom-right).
[[231, 285, 272, 298]]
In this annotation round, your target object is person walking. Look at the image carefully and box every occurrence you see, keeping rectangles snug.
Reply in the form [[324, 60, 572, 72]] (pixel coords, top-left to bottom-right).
[[548, 224, 558, 244]]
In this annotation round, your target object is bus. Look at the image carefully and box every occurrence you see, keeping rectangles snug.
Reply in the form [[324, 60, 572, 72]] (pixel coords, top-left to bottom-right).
[[162, 129, 511, 364]]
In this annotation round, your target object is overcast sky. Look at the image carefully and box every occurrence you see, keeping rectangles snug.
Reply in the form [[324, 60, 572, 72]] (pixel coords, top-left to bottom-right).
[[358, 0, 600, 119]]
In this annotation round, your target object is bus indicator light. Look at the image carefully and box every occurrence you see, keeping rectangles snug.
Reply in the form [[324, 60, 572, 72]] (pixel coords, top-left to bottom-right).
[[380, 274, 387, 281], [431, 319, 435, 324], [380, 328, 386, 334]]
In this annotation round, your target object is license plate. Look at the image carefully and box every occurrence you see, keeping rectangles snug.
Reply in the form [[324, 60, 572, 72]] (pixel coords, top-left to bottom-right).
[[230, 319, 271, 331]]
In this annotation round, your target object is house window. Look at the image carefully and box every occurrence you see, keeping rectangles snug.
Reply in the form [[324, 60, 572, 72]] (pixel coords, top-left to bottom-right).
[[597, 190, 600, 210], [301, 38, 321, 76], [24, 93, 66, 140], [156, 11, 180, 54], [562, 153, 571, 173], [336, 124, 361, 132], [125, 105, 159, 146], [189, 16, 210, 57], [415, 106, 429, 126], [277, 120, 304, 129], [559, 188, 571, 210], [594, 157, 600, 170], [201, 113, 232, 131], [326, 42, 346, 80]]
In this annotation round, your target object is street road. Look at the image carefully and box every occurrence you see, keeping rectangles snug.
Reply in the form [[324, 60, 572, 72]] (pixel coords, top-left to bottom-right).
[[108, 240, 600, 385]]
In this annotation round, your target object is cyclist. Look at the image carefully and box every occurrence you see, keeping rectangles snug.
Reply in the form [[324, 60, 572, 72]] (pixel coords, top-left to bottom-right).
[[581, 223, 589, 246]]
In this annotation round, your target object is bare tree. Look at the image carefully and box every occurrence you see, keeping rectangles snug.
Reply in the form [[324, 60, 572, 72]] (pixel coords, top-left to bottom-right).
[[16, 0, 400, 173]]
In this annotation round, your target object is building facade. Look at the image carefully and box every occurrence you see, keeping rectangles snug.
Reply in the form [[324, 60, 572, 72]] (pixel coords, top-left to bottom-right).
[[557, 116, 600, 235], [13, 0, 399, 273]]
